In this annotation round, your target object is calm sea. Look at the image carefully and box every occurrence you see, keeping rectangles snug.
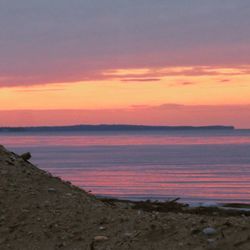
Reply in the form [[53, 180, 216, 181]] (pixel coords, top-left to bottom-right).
[[1, 129, 250, 204]]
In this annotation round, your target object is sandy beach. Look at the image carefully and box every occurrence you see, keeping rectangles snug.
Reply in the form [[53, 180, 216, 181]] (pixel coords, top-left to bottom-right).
[[1, 145, 250, 250]]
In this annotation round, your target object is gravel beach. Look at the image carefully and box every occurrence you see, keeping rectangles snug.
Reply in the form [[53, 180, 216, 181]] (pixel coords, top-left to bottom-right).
[[1, 145, 250, 250]]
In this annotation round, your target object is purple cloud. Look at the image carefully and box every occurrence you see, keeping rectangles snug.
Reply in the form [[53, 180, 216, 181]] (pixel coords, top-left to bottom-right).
[[0, 1, 250, 87]]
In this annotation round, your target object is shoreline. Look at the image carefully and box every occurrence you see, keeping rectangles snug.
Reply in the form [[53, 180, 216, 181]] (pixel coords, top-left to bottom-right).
[[1, 145, 250, 249], [96, 194, 250, 208], [99, 197, 250, 216]]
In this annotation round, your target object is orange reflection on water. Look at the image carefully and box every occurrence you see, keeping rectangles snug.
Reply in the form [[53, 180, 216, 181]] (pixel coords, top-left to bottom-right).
[[3, 131, 250, 203], [57, 168, 250, 203]]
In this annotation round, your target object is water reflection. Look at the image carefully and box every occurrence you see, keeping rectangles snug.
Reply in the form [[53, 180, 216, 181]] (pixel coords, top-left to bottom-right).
[[2, 130, 250, 203]]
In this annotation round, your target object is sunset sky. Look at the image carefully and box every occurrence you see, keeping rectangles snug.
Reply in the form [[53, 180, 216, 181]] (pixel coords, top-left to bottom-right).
[[1, 1, 250, 128]]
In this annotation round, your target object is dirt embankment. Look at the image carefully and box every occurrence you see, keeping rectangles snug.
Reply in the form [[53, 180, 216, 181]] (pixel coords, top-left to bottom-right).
[[1, 145, 250, 250]]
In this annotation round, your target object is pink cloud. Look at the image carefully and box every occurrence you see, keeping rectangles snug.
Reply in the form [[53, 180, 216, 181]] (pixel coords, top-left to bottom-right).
[[179, 81, 195, 85], [0, 65, 249, 88], [121, 78, 161, 82], [14, 88, 65, 92]]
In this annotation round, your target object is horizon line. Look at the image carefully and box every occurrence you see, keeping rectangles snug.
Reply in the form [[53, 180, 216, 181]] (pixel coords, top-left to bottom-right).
[[0, 124, 236, 131]]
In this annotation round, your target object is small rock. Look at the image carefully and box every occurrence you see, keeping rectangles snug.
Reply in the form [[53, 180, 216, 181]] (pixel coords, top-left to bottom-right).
[[20, 152, 32, 161], [203, 227, 217, 236], [191, 228, 200, 235], [137, 210, 142, 216], [94, 236, 109, 242], [123, 232, 133, 238], [65, 193, 72, 197], [48, 188, 57, 193], [224, 221, 232, 227], [99, 226, 106, 231], [21, 209, 30, 213], [200, 219, 207, 224], [10, 155, 16, 161]]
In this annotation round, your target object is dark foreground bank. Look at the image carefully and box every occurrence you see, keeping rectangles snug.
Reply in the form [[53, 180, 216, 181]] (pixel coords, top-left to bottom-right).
[[0, 145, 250, 250]]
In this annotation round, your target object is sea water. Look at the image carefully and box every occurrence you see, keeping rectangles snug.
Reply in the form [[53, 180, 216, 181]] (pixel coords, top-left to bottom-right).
[[1, 129, 250, 203]]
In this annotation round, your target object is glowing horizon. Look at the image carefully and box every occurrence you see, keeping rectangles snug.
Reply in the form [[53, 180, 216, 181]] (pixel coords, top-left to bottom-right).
[[1, 65, 250, 128]]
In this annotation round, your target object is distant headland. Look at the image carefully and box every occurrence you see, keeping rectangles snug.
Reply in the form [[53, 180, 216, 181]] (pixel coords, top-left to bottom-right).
[[0, 124, 235, 133]]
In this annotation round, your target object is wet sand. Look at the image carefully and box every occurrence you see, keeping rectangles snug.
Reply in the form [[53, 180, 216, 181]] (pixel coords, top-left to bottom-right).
[[1, 145, 250, 250]]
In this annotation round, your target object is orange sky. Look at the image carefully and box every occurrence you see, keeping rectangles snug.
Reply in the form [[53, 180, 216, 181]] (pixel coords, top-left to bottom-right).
[[1, 66, 250, 128], [2, 66, 250, 110]]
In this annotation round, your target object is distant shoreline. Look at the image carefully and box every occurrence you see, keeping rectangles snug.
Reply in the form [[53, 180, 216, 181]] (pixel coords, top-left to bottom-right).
[[0, 124, 235, 133]]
